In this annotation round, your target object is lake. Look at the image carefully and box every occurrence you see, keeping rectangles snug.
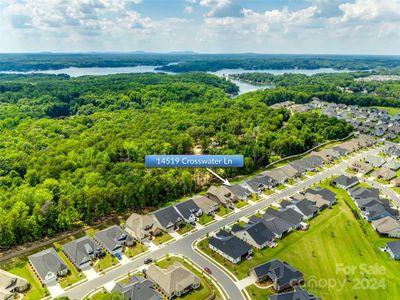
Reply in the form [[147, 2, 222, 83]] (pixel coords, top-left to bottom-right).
[[1, 66, 350, 94]]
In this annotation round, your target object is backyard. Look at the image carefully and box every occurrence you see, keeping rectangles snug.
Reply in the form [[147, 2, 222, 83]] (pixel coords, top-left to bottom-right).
[[199, 178, 400, 300]]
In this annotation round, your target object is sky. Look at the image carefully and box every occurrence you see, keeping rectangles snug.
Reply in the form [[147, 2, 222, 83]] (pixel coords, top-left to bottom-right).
[[1, 0, 400, 54]]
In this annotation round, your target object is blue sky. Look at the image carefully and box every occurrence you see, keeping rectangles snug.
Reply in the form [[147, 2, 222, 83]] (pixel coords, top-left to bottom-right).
[[1, 0, 400, 54]]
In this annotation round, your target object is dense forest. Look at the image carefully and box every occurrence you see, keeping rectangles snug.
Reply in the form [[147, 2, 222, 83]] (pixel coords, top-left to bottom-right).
[[3, 53, 400, 72], [0, 72, 354, 248], [233, 72, 400, 108]]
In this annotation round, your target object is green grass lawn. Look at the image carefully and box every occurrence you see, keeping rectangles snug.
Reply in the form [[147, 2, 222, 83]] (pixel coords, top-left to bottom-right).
[[287, 179, 296, 185], [1, 259, 49, 300], [198, 214, 214, 225], [275, 184, 286, 191], [58, 251, 86, 288], [216, 206, 232, 217], [235, 200, 248, 209], [246, 284, 273, 299], [155, 256, 221, 300], [153, 231, 173, 245], [93, 252, 119, 272], [178, 224, 194, 235], [263, 189, 275, 196], [200, 178, 400, 300], [125, 243, 148, 258], [307, 171, 316, 176]]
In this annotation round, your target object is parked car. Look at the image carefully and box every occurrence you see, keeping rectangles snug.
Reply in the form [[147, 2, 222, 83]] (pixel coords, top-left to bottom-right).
[[204, 267, 212, 274], [144, 258, 153, 264], [115, 253, 122, 260]]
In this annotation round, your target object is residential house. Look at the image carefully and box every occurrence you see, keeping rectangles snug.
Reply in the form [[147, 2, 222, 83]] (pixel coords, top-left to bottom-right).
[[331, 146, 348, 156], [250, 259, 304, 292], [111, 275, 163, 300], [333, 175, 359, 190], [348, 187, 380, 201], [364, 155, 386, 168], [387, 241, 400, 260], [231, 220, 275, 249], [252, 175, 278, 190], [374, 168, 397, 181], [284, 199, 318, 220], [261, 170, 287, 185], [125, 213, 160, 242], [305, 187, 337, 207], [391, 178, 400, 187], [0, 269, 29, 298], [389, 125, 400, 135], [385, 145, 400, 158], [174, 199, 202, 224], [264, 207, 303, 230], [62, 236, 103, 270], [192, 196, 218, 216], [206, 186, 237, 207], [383, 160, 400, 171], [226, 184, 252, 200], [147, 262, 200, 299], [243, 177, 265, 194], [152, 206, 183, 231], [362, 201, 398, 222], [268, 288, 321, 300], [371, 216, 400, 238], [350, 161, 373, 174], [279, 164, 301, 179], [251, 215, 293, 239], [94, 225, 134, 257], [208, 230, 252, 264], [28, 248, 68, 286]]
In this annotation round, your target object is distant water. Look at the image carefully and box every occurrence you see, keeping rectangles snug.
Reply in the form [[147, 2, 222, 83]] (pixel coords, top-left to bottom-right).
[[0, 66, 350, 94]]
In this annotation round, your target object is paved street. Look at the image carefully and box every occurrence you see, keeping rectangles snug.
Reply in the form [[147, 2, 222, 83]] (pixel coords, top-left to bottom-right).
[[60, 144, 387, 300]]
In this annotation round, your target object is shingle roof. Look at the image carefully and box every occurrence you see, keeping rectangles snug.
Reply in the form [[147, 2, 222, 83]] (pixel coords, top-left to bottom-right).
[[251, 259, 303, 287], [387, 241, 400, 256], [174, 199, 200, 220], [348, 187, 380, 199], [292, 199, 318, 216], [227, 184, 251, 199], [28, 248, 68, 282], [268, 288, 321, 300], [305, 187, 336, 204], [264, 207, 303, 227], [125, 213, 156, 240], [333, 175, 359, 188], [234, 221, 275, 245], [94, 225, 133, 253], [209, 230, 252, 259], [112, 276, 163, 300], [253, 215, 293, 237], [372, 216, 400, 234], [152, 206, 182, 229], [62, 236, 101, 267]]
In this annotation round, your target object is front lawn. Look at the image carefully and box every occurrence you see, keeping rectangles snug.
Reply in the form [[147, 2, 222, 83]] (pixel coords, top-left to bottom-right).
[[275, 184, 286, 191], [125, 243, 148, 258], [263, 189, 275, 196], [307, 171, 316, 176], [155, 256, 221, 300], [235, 200, 248, 209], [153, 231, 173, 245], [199, 178, 400, 300], [198, 214, 214, 225], [178, 224, 194, 235], [58, 251, 86, 288], [216, 206, 232, 217], [93, 252, 119, 272]]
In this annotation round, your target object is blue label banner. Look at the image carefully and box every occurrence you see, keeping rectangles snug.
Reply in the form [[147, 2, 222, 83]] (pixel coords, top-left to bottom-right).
[[145, 155, 243, 168]]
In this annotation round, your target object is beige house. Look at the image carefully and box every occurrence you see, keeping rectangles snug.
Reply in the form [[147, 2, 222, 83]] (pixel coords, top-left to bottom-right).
[[206, 186, 237, 207], [147, 262, 200, 299], [391, 178, 400, 187], [374, 168, 397, 181], [124, 213, 160, 242], [0, 269, 30, 299], [372, 216, 400, 238], [192, 196, 219, 215], [350, 161, 373, 174]]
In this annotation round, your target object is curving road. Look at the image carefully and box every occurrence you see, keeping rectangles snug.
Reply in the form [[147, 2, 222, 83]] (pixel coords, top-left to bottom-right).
[[60, 144, 387, 300]]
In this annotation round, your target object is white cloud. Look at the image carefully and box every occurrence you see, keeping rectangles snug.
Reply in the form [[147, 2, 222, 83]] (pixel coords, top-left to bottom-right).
[[339, 0, 400, 21], [184, 6, 193, 14]]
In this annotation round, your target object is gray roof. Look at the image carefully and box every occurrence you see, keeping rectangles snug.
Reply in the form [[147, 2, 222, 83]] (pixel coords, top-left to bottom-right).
[[364, 203, 398, 220], [62, 236, 102, 267], [254, 175, 277, 188], [387, 241, 400, 256], [365, 155, 386, 167], [383, 160, 400, 171], [306, 187, 336, 204], [264, 207, 303, 227], [245, 177, 265, 191], [94, 225, 133, 253], [269, 288, 321, 300], [112, 276, 163, 300], [174, 199, 200, 220], [333, 175, 359, 187], [227, 184, 251, 199], [152, 206, 182, 229], [348, 187, 379, 200], [209, 230, 252, 259], [252, 215, 293, 237], [251, 259, 303, 287], [28, 248, 68, 281], [331, 146, 348, 156], [232, 221, 275, 245], [291, 199, 318, 216], [261, 170, 287, 183]]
